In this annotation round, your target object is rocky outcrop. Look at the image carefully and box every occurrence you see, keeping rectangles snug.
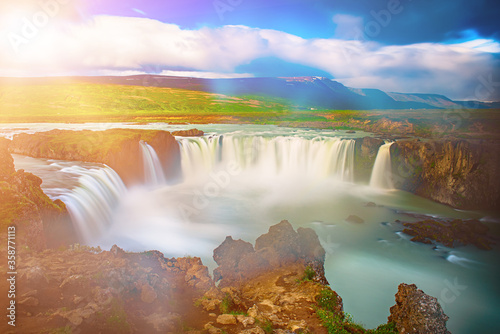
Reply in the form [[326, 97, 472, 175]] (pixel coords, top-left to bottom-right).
[[401, 218, 493, 250], [389, 283, 451, 334], [1, 244, 213, 334], [213, 220, 328, 287], [354, 137, 384, 183], [391, 139, 500, 210], [172, 128, 204, 137], [0, 138, 72, 250], [9, 129, 181, 186]]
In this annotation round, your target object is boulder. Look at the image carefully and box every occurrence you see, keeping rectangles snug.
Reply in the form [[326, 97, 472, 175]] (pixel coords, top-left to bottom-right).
[[388, 283, 451, 334]]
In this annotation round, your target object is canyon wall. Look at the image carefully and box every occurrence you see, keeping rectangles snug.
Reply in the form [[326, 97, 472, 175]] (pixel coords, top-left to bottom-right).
[[9, 129, 181, 186], [390, 139, 500, 211]]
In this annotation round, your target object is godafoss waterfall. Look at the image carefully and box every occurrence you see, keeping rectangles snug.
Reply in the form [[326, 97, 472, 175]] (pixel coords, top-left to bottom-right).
[[5, 123, 500, 333]]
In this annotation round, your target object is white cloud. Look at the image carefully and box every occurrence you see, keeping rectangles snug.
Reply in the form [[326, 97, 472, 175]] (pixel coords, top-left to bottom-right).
[[0, 14, 498, 99]]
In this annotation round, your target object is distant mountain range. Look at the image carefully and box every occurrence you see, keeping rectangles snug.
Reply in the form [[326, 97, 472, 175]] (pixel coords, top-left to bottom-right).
[[2, 75, 498, 110]]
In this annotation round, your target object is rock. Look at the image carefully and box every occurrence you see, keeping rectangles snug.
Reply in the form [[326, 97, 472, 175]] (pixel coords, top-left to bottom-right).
[[216, 314, 237, 325], [18, 297, 39, 306], [388, 283, 450, 334], [346, 215, 364, 224], [237, 315, 255, 327], [172, 129, 204, 137], [255, 220, 300, 265], [365, 201, 377, 207], [213, 221, 328, 285], [110, 244, 126, 256], [141, 283, 157, 303], [10, 129, 181, 186], [401, 218, 493, 250], [391, 139, 500, 211], [240, 328, 265, 334]]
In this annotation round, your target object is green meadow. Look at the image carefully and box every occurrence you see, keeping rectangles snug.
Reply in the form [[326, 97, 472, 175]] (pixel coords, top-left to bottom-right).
[[0, 82, 498, 139]]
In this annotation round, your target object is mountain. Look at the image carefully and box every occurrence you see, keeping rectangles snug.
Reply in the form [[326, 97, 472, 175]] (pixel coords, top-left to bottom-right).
[[1, 75, 496, 110]]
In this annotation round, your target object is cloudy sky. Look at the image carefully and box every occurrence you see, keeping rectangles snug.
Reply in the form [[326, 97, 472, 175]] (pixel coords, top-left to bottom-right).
[[0, 0, 499, 100]]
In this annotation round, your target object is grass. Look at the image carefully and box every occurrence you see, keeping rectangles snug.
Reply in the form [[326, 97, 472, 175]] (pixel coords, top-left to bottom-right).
[[219, 293, 234, 314], [315, 288, 398, 334], [0, 81, 498, 140]]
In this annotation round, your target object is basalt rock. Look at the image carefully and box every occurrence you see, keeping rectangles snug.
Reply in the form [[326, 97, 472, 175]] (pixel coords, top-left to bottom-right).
[[354, 137, 384, 183], [391, 139, 500, 211], [213, 220, 328, 287], [401, 218, 493, 250], [9, 129, 181, 186], [388, 283, 451, 334]]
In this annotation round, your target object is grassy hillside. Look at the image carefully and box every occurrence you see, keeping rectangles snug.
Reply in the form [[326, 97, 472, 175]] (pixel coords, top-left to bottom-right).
[[0, 81, 499, 139]]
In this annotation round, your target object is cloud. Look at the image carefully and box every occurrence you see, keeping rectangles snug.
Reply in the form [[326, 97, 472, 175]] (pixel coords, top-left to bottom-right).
[[332, 14, 364, 39], [0, 15, 498, 100]]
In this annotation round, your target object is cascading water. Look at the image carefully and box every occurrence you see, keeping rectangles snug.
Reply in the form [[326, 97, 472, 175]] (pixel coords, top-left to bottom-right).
[[370, 142, 394, 189], [178, 135, 355, 182], [57, 167, 127, 242], [140, 141, 166, 186]]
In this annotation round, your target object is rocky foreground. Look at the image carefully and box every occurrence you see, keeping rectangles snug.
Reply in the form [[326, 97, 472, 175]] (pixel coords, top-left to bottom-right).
[[0, 221, 451, 334]]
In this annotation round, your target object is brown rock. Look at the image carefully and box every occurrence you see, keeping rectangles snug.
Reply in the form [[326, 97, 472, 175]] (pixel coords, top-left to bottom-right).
[[172, 129, 204, 137], [388, 283, 450, 334], [141, 283, 157, 303], [216, 314, 237, 325]]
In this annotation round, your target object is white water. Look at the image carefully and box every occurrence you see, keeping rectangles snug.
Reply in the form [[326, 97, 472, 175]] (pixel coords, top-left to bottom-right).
[[179, 135, 355, 182], [12, 155, 127, 242], [8, 124, 500, 334], [370, 142, 394, 189], [140, 141, 166, 186]]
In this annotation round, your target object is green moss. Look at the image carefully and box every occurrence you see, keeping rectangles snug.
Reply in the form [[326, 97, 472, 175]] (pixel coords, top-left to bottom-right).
[[366, 322, 398, 334], [219, 293, 234, 314], [316, 288, 339, 312]]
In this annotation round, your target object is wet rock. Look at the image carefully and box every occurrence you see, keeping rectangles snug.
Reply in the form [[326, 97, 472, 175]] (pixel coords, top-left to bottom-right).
[[401, 218, 493, 250], [388, 283, 450, 334], [346, 215, 364, 224]]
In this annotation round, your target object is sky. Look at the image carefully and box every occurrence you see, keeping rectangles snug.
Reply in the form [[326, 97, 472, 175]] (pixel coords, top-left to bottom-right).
[[0, 0, 499, 100]]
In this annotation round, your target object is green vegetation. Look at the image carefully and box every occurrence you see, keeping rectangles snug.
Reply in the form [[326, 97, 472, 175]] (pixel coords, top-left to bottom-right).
[[315, 288, 398, 334], [104, 299, 131, 333], [0, 82, 498, 139], [256, 318, 274, 334], [219, 293, 234, 314], [297, 265, 316, 283]]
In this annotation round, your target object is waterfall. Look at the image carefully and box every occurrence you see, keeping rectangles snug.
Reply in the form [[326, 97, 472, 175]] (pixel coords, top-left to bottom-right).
[[370, 142, 394, 189], [57, 166, 127, 242], [178, 135, 355, 182], [140, 141, 166, 186]]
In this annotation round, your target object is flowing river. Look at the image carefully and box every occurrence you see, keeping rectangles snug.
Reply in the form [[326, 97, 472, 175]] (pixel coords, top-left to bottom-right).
[[3, 123, 499, 333]]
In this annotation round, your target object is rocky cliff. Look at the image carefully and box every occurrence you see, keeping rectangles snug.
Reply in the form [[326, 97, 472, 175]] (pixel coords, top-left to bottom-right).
[[0, 138, 72, 250], [390, 139, 500, 210], [9, 129, 181, 186]]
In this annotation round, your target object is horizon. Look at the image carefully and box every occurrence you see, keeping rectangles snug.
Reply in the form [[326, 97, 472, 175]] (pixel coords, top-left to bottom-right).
[[0, 0, 499, 100]]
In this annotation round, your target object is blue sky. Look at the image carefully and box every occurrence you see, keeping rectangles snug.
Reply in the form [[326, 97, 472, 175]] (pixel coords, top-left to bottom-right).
[[0, 0, 499, 100]]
